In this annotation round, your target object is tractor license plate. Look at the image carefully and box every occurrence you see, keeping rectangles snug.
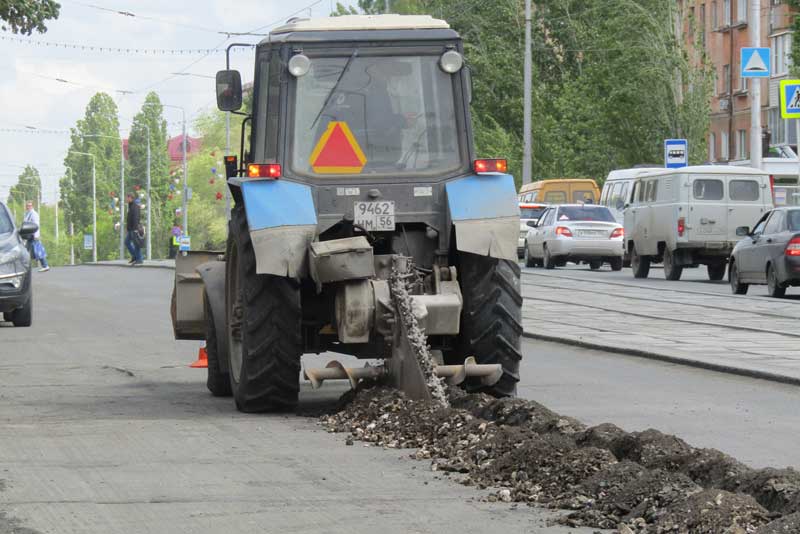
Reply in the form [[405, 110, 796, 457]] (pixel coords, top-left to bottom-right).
[[354, 201, 395, 231]]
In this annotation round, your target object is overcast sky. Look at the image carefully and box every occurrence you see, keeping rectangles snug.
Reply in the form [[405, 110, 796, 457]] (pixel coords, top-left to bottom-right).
[[0, 0, 357, 203]]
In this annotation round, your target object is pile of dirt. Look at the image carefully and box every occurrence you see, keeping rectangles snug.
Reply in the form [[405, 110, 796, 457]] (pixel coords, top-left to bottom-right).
[[647, 489, 770, 533], [319, 385, 797, 533], [754, 512, 800, 533]]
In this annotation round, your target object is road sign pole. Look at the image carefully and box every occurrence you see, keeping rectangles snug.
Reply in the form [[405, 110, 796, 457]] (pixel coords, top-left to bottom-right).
[[750, 0, 762, 169]]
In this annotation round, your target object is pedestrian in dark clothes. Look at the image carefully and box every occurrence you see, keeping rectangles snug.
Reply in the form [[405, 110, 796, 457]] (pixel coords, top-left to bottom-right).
[[124, 193, 143, 266]]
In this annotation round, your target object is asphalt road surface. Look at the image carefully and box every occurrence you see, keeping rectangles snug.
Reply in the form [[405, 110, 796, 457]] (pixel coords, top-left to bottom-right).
[[1, 266, 798, 533]]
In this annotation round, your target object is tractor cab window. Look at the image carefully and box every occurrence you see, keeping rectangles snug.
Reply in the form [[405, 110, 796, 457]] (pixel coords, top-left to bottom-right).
[[290, 53, 463, 177]]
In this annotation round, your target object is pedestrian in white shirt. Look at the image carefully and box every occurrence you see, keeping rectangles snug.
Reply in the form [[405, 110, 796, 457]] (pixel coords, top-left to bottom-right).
[[24, 201, 49, 272]]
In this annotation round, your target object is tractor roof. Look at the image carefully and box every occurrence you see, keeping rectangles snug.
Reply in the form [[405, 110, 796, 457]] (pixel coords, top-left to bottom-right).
[[271, 14, 450, 34]]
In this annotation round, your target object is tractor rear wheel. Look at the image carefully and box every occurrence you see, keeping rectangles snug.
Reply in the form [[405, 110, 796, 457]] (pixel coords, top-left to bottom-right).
[[457, 253, 523, 397], [204, 290, 231, 397], [226, 205, 302, 412]]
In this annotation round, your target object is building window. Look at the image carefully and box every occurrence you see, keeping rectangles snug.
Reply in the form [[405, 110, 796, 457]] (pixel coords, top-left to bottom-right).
[[712, 69, 718, 96], [723, 64, 731, 94], [700, 4, 706, 46], [721, 131, 730, 160], [711, 1, 718, 29], [689, 7, 695, 39], [737, 129, 747, 159], [709, 132, 717, 161], [723, 0, 731, 26], [739, 75, 748, 92], [771, 33, 793, 76], [736, 0, 748, 23]]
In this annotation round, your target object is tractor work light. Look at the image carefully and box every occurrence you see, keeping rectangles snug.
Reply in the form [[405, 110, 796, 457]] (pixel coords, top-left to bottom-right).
[[288, 54, 311, 77], [439, 50, 464, 74], [247, 163, 281, 179], [474, 159, 508, 174]]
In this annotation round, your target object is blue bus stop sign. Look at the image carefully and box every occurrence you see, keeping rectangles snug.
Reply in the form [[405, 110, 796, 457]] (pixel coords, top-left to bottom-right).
[[664, 139, 688, 169]]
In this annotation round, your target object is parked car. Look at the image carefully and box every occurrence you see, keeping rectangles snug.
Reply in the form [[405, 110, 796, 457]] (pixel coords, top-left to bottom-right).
[[729, 207, 800, 297], [0, 201, 37, 327], [518, 178, 600, 205], [523, 204, 624, 270], [518, 202, 547, 258], [625, 165, 772, 281]]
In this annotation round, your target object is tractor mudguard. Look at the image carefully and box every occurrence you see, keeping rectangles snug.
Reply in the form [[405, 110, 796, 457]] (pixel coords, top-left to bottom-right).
[[445, 174, 520, 261], [237, 178, 318, 279], [196, 260, 229, 374]]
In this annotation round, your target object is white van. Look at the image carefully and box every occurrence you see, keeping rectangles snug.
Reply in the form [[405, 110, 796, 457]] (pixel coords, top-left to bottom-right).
[[600, 167, 662, 224], [625, 165, 773, 281]]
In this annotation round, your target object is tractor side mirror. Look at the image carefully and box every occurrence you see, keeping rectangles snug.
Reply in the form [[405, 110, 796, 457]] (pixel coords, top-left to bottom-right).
[[736, 226, 750, 237], [19, 222, 38, 240], [216, 70, 243, 112]]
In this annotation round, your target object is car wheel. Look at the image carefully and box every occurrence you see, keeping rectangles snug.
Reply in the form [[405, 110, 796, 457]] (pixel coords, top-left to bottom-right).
[[609, 257, 623, 271], [543, 245, 556, 270], [589, 260, 602, 270], [523, 242, 536, 268], [11, 295, 32, 327], [767, 264, 786, 298], [663, 247, 683, 281], [631, 245, 650, 279], [729, 261, 748, 295], [707, 263, 726, 281]]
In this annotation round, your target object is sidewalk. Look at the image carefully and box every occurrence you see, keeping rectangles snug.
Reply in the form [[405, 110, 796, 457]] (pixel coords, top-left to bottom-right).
[[520, 274, 800, 386], [87, 259, 175, 269]]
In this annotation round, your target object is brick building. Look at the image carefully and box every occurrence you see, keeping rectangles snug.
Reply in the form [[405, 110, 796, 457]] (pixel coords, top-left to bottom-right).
[[681, 0, 794, 161]]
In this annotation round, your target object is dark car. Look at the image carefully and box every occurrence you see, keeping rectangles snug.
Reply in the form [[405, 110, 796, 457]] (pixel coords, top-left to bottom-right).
[[0, 201, 37, 326], [729, 207, 800, 298]]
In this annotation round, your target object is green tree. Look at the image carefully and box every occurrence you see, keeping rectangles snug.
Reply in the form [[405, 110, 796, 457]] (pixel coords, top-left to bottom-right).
[[1, 0, 60, 34], [7, 165, 42, 209], [61, 92, 122, 261]]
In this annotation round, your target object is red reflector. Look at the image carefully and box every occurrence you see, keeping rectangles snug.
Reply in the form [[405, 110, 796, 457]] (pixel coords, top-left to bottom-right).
[[474, 159, 508, 174], [786, 237, 800, 256], [677, 217, 686, 237], [247, 163, 281, 179], [555, 226, 573, 237], [610, 228, 624, 239]]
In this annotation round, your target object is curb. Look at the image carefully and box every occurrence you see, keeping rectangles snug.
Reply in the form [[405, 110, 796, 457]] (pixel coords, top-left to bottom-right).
[[522, 331, 800, 387], [64, 262, 176, 271]]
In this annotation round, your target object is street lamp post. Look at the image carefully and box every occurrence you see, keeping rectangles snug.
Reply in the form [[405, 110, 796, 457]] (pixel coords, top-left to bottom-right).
[[69, 151, 97, 263], [82, 133, 125, 260], [143, 124, 152, 260]]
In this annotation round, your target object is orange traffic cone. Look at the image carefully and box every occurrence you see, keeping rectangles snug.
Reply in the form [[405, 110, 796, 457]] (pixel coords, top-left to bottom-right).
[[190, 343, 208, 368]]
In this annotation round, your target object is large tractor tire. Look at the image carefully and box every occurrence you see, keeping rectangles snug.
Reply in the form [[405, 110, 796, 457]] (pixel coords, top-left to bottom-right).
[[204, 290, 232, 397], [457, 253, 523, 397], [226, 206, 302, 413]]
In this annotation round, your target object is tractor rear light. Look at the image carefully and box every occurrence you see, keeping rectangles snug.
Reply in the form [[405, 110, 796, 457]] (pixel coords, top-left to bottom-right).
[[610, 228, 624, 239], [555, 226, 573, 237], [677, 217, 686, 237], [247, 163, 281, 179], [786, 236, 800, 257], [474, 159, 508, 174]]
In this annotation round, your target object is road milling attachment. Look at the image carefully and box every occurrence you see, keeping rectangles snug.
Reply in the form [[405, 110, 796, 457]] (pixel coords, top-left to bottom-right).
[[304, 257, 503, 406]]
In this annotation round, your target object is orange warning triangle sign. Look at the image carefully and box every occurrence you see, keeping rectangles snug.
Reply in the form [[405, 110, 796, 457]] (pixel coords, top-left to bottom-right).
[[310, 121, 367, 174]]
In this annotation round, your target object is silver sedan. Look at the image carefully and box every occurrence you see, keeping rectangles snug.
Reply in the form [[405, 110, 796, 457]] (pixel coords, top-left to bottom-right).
[[523, 204, 624, 270]]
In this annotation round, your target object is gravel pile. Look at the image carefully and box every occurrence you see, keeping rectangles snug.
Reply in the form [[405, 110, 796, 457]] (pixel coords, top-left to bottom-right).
[[319, 385, 799, 533]]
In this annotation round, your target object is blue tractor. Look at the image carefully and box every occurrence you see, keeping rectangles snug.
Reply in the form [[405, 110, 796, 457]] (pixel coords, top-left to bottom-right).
[[172, 15, 522, 412]]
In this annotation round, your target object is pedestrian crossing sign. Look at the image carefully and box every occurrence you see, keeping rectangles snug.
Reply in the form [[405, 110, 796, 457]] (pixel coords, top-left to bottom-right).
[[779, 80, 800, 119], [740, 47, 770, 78]]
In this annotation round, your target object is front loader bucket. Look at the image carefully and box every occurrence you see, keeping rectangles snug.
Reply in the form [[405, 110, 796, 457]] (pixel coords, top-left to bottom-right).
[[171, 251, 223, 340]]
